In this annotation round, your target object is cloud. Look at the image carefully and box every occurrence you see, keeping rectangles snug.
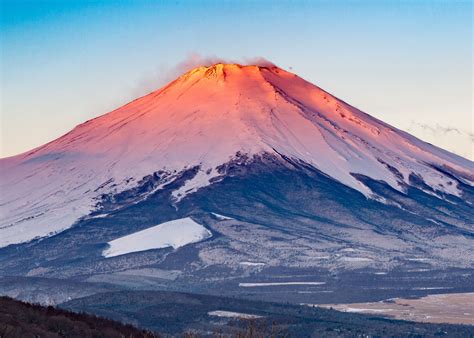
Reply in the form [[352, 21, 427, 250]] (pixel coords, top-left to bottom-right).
[[406, 120, 473, 159], [408, 121, 466, 136], [242, 57, 276, 68]]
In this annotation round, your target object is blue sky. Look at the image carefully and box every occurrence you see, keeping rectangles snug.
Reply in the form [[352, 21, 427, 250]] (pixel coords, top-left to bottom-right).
[[1, 0, 472, 159]]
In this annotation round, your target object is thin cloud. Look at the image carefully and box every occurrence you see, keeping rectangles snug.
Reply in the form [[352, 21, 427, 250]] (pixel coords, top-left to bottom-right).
[[242, 57, 276, 68], [408, 121, 465, 136], [407, 120, 473, 159]]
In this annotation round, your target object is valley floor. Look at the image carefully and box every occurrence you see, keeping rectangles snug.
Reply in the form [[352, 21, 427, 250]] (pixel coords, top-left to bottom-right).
[[2, 274, 474, 336], [316, 292, 474, 325], [57, 289, 474, 336]]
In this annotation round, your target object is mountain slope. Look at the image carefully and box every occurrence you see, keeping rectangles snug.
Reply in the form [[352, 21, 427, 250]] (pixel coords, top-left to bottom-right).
[[1, 63, 472, 248]]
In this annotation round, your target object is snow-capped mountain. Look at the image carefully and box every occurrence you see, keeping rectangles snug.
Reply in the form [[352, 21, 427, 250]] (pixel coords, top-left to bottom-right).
[[1, 63, 472, 249], [1, 63, 474, 308]]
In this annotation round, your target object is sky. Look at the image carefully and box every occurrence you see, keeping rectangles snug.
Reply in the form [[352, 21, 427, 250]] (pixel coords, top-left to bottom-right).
[[1, 0, 472, 159]]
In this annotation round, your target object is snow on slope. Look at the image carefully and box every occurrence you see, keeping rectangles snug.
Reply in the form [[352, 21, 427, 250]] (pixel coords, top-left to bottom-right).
[[239, 282, 326, 287], [1, 63, 473, 248], [102, 217, 212, 258], [208, 310, 263, 319], [211, 212, 233, 220]]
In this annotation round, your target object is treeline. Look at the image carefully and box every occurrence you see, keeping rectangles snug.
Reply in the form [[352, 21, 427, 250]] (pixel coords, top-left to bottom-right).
[[0, 296, 158, 338], [0, 296, 286, 338]]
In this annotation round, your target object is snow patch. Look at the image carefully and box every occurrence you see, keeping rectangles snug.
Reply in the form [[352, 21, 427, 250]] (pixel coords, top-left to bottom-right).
[[407, 258, 430, 262], [340, 257, 373, 262], [172, 169, 219, 202], [298, 290, 333, 294], [239, 261, 265, 266], [208, 310, 263, 319], [211, 212, 233, 220], [87, 213, 109, 219], [342, 307, 392, 313], [239, 282, 325, 287], [103, 217, 212, 258]]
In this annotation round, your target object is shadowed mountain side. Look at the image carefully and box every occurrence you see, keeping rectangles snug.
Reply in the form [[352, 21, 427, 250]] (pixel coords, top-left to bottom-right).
[[0, 155, 472, 307]]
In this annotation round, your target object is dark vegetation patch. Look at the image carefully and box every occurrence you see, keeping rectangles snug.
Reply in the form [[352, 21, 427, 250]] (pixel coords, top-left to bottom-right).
[[0, 296, 157, 338]]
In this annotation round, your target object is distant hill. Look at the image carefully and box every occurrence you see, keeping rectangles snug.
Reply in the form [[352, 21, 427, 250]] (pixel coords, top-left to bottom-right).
[[0, 296, 157, 338]]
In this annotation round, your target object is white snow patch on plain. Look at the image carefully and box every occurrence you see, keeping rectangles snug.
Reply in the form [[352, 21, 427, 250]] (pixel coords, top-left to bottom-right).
[[239, 261, 265, 266], [208, 310, 263, 319], [298, 291, 334, 294], [103, 217, 212, 258], [407, 258, 430, 262], [239, 282, 325, 287], [340, 257, 373, 262], [343, 307, 392, 313], [211, 212, 233, 220]]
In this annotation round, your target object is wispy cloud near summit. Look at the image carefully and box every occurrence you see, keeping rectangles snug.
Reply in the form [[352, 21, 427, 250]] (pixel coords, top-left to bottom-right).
[[406, 121, 473, 160]]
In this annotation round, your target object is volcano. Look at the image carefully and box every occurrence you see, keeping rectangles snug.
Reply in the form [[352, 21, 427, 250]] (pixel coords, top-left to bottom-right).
[[0, 64, 473, 304]]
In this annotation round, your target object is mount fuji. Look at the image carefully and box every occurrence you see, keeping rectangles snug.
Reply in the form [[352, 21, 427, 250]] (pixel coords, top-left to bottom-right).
[[1, 64, 473, 306]]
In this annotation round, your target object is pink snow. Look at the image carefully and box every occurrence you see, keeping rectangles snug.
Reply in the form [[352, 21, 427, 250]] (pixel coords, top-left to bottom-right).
[[0, 63, 472, 247]]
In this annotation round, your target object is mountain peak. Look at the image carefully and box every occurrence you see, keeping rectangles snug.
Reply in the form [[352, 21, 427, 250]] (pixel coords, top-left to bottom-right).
[[179, 62, 282, 83], [189, 62, 278, 72]]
